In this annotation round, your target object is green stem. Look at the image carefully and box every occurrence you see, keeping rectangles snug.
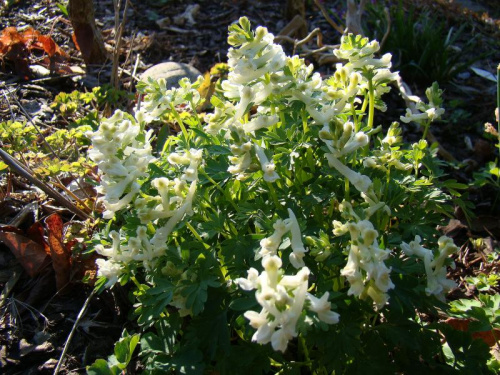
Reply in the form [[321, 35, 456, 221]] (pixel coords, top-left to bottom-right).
[[299, 335, 312, 370], [189, 100, 203, 129], [130, 276, 142, 290], [367, 79, 375, 129], [186, 222, 210, 249], [359, 96, 368, 124], [344, 176, 350, 201], [170, 103, 188, 139], [160, 136, 172, 158], [301, 108, 309, 134], [199, 169, 239, 211], [267, 181, 281, 210], [350, 98, 359, 132], [422, 121, 430, 141]]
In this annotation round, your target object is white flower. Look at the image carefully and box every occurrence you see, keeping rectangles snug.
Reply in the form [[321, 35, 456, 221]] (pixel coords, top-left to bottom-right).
[[95, 258, 122, 288], [257, 219, 287, 259], [325, 154, 372, 194], [307, 292, 340, 324], [254, 143, 279, 183], [88, 110, 155, 219], [235, 268, 260, 291], [227, 28, 286, 85], [243, 114, 279, 133], [401, 235, 458, 301], [284, 209, 308, 268], [235, 254, 338, 352], [151, 180, 197, 249], [336, 219, 394, 309], [168, 149, 203, 182]]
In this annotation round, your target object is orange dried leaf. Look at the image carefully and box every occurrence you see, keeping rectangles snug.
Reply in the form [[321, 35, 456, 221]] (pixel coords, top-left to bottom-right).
[[27, 221, 51, 255], [37, 34, 68, 58], [45, 213, 71, 291], [0, 27, 23, 47], [71, 33, 80, 52], [21, 27, 41, 45], [444, 318, 500, 347], [0, 231, 49, 278]]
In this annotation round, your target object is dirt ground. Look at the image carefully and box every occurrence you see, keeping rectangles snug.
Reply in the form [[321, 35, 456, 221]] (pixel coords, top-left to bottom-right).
[[0, 0, 499, 373]]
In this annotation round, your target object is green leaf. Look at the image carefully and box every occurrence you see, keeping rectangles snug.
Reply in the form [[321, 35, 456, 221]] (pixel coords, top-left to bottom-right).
[[87, 359, 115, 375], [114, 333, 140, 365], [229, 296, 258, 311], [156, 123, 170, 153], [56, 3, 68, 17]]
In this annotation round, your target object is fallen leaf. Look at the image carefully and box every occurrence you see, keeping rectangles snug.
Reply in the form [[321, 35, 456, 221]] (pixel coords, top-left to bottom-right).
[[27, 221, 51, 255], [0, 230, 49, 277], [445, 318, 500, 347], [45, 214, 71, 292], [0, 26, 69, 78], [71, 251, 98, 286]]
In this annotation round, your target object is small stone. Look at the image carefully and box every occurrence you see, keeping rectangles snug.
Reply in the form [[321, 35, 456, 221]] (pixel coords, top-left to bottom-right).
[[30, 65, 50, 77], [140, 62, 202, 89], [69, 65, 86, 75], [20, 338, 35, 356], [38, 358, 58, 372]]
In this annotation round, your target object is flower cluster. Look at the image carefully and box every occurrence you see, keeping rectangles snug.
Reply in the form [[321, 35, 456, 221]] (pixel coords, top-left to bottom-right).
[[256, 209, 308, 268], [235, 255, 339, 352], [401, 235, 458, 301], [400, 82, 445, 125], [363, 122, 413, 172], [234, 209, 341, 351], [89, 88, 203, 287], [87, 110, 155, 219], [334, 219, 394, 309], [136, 76, 203, 124]]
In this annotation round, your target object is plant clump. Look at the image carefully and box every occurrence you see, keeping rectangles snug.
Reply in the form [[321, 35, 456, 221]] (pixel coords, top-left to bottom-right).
[[86, 17, 494, 374]]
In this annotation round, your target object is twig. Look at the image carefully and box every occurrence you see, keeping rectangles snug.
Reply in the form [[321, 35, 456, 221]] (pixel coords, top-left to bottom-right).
[[380, 6, 391, 51], [54, 288, 96, 375], [313, 0, 344, 35], [0, 148, 90, 220], [275, 28, 338, 64], [294, 28, 323, 55], [1, 89, 16, 121], [128, 53, 141, 93], [120, 30, 136, 84], [13, 95, 60, 159], [110, 0, 129, 91], [53, 179, 93, 213]]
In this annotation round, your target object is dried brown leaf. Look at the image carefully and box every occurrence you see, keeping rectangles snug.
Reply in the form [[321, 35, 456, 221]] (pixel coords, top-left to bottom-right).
[[0, 230, 49, 278], [45, 213, 71, 292], [27, 221, 51, 255], [445, 317, 500, 347]]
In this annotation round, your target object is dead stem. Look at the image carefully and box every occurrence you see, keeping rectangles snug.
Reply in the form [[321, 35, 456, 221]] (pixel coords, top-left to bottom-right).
[[54, 288, 96, 375], [313, 0, 345, 34], [0, 149, 90, 220]]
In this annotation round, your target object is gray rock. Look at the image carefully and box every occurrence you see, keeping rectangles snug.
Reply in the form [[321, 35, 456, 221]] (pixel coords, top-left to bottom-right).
[[140, 62, 202, 89]]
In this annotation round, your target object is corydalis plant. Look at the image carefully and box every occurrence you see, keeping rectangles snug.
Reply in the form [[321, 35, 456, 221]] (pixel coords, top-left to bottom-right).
[[87, 17, 489, 374]]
